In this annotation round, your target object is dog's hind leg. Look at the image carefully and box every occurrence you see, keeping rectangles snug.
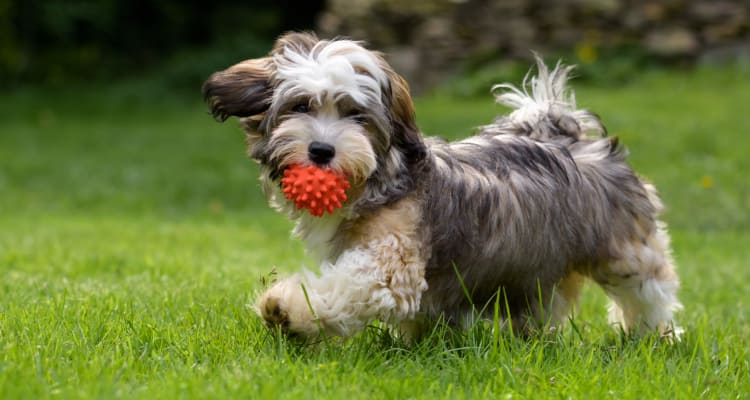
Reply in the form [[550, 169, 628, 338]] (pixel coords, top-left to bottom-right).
[[594, 222, 682, 336], [547, 271, 586, 330], [510, 272, 585, 335]]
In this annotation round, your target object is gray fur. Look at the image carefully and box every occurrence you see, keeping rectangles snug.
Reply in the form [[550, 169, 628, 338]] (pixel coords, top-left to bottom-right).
[[419, 128, 654, 325], [414, 61, 660, 328]]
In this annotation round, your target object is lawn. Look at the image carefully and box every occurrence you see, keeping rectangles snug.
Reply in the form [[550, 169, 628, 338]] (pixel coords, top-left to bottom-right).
[[1, 65, 749, 399]]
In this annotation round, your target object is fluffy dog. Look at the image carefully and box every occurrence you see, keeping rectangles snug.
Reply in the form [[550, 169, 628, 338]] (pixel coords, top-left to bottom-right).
[[203, 32, 682, 339]]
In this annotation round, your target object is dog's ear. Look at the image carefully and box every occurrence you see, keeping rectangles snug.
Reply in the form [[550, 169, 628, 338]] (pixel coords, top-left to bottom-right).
[[356, 66, 427, 212], [202, 57, 274, 122], [384, 70, 427, 166]]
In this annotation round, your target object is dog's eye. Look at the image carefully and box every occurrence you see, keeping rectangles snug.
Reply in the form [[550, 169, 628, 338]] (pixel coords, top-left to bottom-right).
[[291, 103, 310, 113], [346, 110, 367, 125]]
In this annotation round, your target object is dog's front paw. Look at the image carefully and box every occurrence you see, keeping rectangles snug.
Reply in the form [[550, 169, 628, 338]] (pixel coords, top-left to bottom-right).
[[256, 277, 321, 338]]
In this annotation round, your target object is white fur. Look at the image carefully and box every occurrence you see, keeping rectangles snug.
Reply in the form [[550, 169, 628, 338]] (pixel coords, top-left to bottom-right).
[[274, 40, 388, 109], [259, 235, 427, 338], [493, 61, 604, 136], [601, 224, 683, 336], [571, 138, 614, 163], [293, 212, 346, 262], [269, 114, 376, 183]]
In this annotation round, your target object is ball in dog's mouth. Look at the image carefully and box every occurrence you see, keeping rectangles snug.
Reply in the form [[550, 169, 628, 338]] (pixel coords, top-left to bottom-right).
[[281, 164, 350, 216]]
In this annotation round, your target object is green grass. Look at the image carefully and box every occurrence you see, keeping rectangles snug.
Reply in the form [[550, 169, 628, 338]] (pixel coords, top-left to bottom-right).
[[1, 65, 749, 399]]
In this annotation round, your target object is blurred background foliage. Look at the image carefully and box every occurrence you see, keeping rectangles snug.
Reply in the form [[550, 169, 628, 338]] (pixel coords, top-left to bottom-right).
[[0, 0, 324, 88], [2, 0, 748, 93]]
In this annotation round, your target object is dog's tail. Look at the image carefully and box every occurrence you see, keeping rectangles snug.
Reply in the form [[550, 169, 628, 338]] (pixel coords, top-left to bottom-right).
[[485, 56, 606, 141]]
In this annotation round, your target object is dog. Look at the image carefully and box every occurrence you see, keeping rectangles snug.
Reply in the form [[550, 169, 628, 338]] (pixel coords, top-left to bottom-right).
[[203, 32, 682, 339]]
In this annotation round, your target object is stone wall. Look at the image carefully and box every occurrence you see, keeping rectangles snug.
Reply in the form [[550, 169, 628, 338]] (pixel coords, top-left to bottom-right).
[[318, 0, 750, 91]]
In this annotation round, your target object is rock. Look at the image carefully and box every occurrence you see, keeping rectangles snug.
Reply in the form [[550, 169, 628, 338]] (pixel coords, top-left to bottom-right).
[[317, 0, 750, 91], [689, 1, 743, 22], [645, 28, 700, 56], [383, 46, 419, 81]]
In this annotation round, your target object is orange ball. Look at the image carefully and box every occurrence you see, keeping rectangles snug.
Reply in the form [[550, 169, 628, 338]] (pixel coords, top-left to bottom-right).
[[281, 164, 350, 217]]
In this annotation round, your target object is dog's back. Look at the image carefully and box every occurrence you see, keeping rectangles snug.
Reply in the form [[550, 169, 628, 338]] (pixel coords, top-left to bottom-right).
[[418, 61, 677, 333]]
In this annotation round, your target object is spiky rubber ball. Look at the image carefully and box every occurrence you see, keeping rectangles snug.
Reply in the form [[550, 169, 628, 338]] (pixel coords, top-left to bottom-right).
[[281, 164, 350, 217]]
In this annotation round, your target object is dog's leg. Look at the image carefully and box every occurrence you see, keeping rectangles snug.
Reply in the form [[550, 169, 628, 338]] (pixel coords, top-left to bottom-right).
[[595, 223, 682, 336], [547, 271, 586, 331], [505, 274, 584, 336], [393, 317, 428, 342], [256, 234, 427, 338]]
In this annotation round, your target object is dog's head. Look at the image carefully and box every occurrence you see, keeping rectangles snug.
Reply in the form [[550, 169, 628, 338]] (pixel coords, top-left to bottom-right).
[[203, 32, 426, 216]]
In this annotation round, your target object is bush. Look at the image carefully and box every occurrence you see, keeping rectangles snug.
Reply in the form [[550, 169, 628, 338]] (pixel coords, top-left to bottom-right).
[[0, 0, 324, 87]]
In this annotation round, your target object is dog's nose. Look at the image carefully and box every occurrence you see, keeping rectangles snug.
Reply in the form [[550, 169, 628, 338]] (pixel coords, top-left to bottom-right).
[[308, 141, 336, 164]]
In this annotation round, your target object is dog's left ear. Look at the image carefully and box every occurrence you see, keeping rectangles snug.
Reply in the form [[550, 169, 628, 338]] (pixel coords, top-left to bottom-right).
[[384, 70, 427, 165], [202, 57, 274, 122]]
